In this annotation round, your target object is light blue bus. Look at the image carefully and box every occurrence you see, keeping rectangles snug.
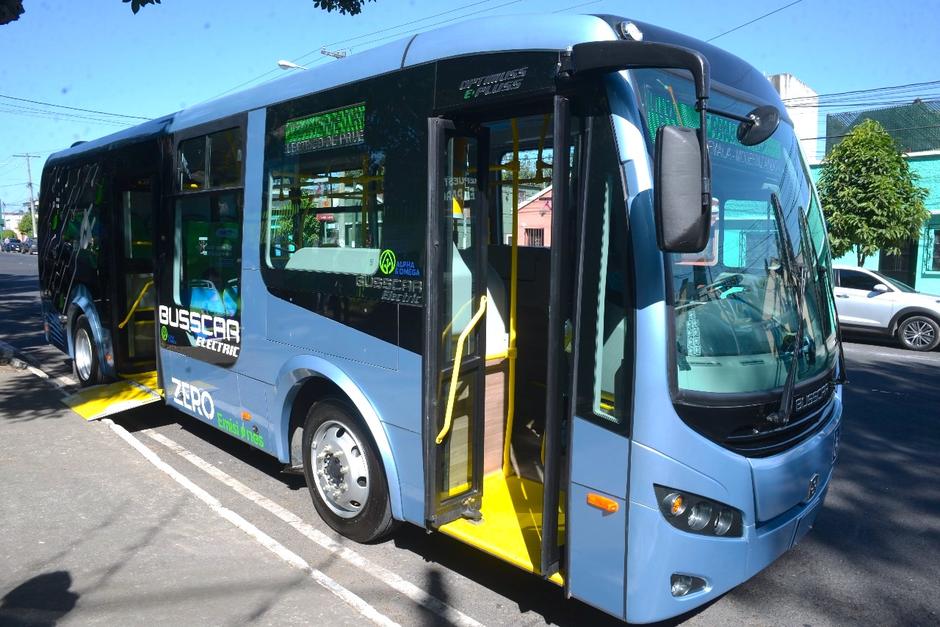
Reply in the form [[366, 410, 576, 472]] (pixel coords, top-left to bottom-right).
[[38, 14, 843, 623]]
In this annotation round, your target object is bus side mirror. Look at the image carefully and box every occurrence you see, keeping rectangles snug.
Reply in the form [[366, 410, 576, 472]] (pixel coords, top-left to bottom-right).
[[654, 125, 710, 253]]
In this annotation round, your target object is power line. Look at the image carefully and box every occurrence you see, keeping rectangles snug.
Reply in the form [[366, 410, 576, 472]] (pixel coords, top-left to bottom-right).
[[0, 106, 132, 127], [782, 79, 940, 103], [0, 93, 149, 120], [799, 123, 940, 142], [706, 0, 803, 43], [552, 0, 602, 13], [786, 97, 940, 110]]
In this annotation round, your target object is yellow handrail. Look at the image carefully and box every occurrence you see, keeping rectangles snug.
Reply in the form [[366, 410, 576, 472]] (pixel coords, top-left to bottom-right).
[[436, 295, 487, 445], [502, 118, 521, 476], [118, 280, 154, 330]]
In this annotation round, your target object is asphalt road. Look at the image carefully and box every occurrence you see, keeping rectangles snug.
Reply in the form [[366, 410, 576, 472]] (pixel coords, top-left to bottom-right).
[[2, 251, 939, 626]]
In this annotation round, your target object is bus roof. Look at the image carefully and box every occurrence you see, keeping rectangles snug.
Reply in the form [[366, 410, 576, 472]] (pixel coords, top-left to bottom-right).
[[46, 13, 785, 167]]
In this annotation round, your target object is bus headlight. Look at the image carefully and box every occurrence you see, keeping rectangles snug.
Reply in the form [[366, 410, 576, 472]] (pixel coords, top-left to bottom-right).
[[654, 485, 743, 538]]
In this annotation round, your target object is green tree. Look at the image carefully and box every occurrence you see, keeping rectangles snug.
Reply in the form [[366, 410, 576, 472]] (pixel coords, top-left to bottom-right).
[[121, 0, 374, 15], [817, 119, 929, 267], [1, 229, 15, 240], [1, 0, 375, 24], [17, 211, 31, 237]]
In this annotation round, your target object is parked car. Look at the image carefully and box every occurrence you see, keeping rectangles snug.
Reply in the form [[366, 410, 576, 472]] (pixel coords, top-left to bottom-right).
[[833, 265, 940, 351], [21, 237, 38, 254], [2, 238, 22, 253]]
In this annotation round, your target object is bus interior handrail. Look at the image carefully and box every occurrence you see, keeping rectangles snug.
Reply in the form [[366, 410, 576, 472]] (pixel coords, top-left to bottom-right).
[[117, 279, 154, 330], [436, 294, 487, 445]]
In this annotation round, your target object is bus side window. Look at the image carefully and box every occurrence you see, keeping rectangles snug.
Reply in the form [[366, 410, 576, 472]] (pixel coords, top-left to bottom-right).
[[175, 193, 242, 317], [265, 151, 385, 275]]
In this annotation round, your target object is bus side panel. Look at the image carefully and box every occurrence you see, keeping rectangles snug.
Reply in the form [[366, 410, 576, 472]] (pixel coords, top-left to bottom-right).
[[567, 417, 629, 620], [160, 349, 245, 444], [270, 348, 424, 524]]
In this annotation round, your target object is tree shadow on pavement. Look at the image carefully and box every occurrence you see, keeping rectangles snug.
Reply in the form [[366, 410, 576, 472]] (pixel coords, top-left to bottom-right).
[[0, 272, 44, 351], [724, 353, 940, 625], [0, 571, 79, 627], [0, 366, 68, 423]]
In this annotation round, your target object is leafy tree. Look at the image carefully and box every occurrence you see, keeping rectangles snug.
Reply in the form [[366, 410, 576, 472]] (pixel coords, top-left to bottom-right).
[[17, 211, 32, 237], [817, 119, 929, 267], [1, 229, 15, 240], [121, 0, 375, 15], [0, 0, 23, 25], [1, 0, 375, 24]]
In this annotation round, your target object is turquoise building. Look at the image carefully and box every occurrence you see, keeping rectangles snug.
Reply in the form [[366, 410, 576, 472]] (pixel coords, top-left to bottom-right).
[[808, 100, 940, 295]]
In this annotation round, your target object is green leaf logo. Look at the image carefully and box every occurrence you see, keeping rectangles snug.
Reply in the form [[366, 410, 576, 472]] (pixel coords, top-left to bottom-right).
[[160, 325, 168, 341], [379, 249, 397, 275]]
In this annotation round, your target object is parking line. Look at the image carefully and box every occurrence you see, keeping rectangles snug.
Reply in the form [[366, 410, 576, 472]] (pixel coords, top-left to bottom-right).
[[101, 419, 398, 627], [842, 347, 940, 364], [144, 430, 484, 627]]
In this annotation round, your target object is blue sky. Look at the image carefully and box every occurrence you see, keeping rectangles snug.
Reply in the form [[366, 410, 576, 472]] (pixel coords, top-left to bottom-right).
[[1, 0, 937, 209]]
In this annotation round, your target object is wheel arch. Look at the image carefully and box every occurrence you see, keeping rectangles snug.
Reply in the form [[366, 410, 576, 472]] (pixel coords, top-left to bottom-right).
[[273, 355, 404, 522], [65, 285, 115, 379], [888, 306, 940, 335]]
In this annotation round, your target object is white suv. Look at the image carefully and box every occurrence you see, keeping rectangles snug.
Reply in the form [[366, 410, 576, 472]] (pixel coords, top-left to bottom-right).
[[833, 265, 940, 351]]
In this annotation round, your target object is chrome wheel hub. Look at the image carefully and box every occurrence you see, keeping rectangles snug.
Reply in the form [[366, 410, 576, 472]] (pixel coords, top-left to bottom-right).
[[75, 328, 93, 381], [310, 419, 370, 519], [903, 320, 935, 348]]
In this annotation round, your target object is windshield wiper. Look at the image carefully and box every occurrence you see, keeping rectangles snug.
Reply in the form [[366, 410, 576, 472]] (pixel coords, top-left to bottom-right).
[[767, 192, 806, 426], [796, 204, 848, 386]]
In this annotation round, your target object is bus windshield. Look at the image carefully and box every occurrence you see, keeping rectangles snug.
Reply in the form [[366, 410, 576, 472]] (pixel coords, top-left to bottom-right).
[[632, 69, 838, 395]]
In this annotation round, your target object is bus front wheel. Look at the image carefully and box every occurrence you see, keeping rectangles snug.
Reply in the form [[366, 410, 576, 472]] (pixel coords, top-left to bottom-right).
[[73, 315, 102, 387], [301, 398, 395, 543]]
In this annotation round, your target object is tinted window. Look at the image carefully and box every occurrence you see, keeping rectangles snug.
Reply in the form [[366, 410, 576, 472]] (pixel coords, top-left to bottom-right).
[[209, 128, 242, 188], [261, 67, 433, 351], [840, 270, 878, 291], [179, 128, 242, 191], [175, 193, 242, 316]]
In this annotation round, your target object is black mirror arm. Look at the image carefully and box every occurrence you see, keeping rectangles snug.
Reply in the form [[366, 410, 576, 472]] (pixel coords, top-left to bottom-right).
[[564, 40, 714, 219]]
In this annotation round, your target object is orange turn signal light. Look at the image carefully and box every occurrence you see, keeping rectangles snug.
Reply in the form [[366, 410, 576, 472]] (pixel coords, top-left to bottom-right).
[[241, 411, 252, 421], [586, 493, 619, 513]]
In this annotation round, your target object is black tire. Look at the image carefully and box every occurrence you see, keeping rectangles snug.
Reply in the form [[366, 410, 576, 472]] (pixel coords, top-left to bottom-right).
[[301, 398, 396, 543], [896, 315, 940, 352], [72, 314, 103, 386]]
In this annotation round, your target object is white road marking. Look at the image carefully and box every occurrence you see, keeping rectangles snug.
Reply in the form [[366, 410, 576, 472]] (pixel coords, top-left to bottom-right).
[[144, 430, 484, 627], [843, 346, 940, 364], [101, 419, 398, 627]]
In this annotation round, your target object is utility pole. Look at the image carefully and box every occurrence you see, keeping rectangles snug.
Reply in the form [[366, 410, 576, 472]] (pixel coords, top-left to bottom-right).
[[12, 153, 38, 237]]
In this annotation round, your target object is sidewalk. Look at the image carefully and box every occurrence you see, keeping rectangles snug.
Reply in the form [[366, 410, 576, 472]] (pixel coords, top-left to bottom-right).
[[0, 365, 362, 626]]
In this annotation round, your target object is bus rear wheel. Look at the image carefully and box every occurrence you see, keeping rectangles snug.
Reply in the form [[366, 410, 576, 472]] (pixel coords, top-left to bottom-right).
[[73, 315, 102, 387], [301, 398, 395, 543]]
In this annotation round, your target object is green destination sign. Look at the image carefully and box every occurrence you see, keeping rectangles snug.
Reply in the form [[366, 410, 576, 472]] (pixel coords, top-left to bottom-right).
[[284, 102, 365, 155], [645, 93, 784, 174]]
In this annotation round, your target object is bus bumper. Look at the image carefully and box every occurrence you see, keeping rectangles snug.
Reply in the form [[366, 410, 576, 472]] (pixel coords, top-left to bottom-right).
[[624, 400, 841, 624]]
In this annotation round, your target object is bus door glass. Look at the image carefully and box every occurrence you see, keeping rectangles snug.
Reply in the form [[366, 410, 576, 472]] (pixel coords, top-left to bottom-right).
[[113, 164, 157, 369], [564, 110, 633, 617], [425, 120, 490, 525]]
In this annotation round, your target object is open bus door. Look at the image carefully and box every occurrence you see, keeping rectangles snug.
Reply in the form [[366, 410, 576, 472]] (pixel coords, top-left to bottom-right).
[[61, 141, 164, 420], [423, 104, 572, 585], [424, 118, 490, 526]]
